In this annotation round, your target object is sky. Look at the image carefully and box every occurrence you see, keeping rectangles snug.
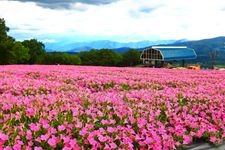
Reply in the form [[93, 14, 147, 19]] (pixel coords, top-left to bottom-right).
[[1, 0, 225, 44]]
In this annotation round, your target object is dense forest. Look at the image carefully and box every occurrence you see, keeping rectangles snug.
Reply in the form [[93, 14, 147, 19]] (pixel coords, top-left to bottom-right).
[[0, 18, 141, 66]]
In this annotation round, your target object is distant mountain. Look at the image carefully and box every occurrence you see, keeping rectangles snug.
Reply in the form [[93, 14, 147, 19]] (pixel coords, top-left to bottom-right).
[[45, 39, 180, 52], [154, 36, 225, 66]]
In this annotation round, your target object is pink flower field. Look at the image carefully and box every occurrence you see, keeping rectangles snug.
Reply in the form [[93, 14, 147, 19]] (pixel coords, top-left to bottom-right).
[[0, 65, 225, 150]]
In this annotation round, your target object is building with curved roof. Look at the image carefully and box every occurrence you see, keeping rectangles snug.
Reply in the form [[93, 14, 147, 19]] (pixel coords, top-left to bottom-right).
[[140, 46, 197, 67]]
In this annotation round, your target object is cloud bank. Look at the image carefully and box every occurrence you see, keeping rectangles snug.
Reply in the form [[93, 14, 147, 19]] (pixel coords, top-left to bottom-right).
[[1, 0, 225, 43], [10, 0, 118, 9]]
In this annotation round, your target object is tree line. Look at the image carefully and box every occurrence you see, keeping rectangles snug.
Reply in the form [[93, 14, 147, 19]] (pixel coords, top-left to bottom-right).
[[0, 18, 141, 66]]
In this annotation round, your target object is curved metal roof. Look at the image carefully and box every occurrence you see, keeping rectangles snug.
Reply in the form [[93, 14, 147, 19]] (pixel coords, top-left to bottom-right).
[[152, 46, 197, 61]]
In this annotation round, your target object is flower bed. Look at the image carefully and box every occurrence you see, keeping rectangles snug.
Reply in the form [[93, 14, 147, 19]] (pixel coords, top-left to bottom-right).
[[0, 65, 225, 149]]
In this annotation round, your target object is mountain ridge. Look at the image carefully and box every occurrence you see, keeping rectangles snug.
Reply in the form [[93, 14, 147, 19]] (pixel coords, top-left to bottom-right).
[[45, 39, 183, 52]]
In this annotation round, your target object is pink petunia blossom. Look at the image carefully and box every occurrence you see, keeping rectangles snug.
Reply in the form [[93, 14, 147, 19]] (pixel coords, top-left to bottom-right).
[[58, 124, 66, 131], [183, 135, 192, 144], [107, 127, 115, 133], [29, 123, 39, 132], [48, 136, 58, 148], [109, 142, 117, 149], [210, 136, 217, 143], [3, 146, 12, 150], [34, 147, 43, 150], [0, 133, 8, 141]]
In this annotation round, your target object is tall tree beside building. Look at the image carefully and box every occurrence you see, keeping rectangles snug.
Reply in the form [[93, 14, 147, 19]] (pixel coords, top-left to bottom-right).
[[121, 49, 141, 66]]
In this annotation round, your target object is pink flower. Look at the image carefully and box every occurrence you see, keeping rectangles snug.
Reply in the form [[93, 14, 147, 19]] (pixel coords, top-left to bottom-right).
[[69, 139, 80, 149], [97, 111, 103, 117], [0, 133, 8, 141], [79, 128, 87, 136], [48, 136, 58, 148], [109, 119, 116, 124], [29, 123, 39, 132], [129, 116, 135, 124], [34, 147, 43, 150], [3, 146, 12, 150], [222, 132, 225, 138], [109, 142, 117, 149], [26, 107, 35, 117], [107, 127, 115, 133], [58, 125, 66, 131], [144, 137, 153, 144], [98, 135, 107, 142], [88, 137, 97, 146], [26, 130, 33, 140], [72, 108, 79, 117], [62, 147, 71, 150], [189, 122, 198, 128], [101, 119, 108, 125], [210, 136, 217, 143], [18, 131, 25, 136], [104, 144, 110, 150], [16, 140, 24, 146], [42, 123, 50, 129], [13, 144, 21, 150], [183, 135, 192, 144], [2, 104, 13, 111], [49, 128, 57, 134], [25, 146, 32, 150], [63, 136, 70, 144], [40, 134, 49, 141], [137, 118, 147, 128], [28, 141, 33, 146], [76, 122, 83, 128]]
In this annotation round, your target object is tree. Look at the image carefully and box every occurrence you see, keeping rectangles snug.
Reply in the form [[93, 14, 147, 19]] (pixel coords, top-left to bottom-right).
[[95, 49, 122, 66], [0, 18, 12, 64], [121, 49, 141, 66], [0, 18, 46, 65], [209, 49, 219, 69], [0, 36, 16, 64], [22, 39, 45, 64], [0, 18, 9, 41], [79, 49, 122, 66], [38, 52, 81, 65], [0, 38, 30, 64], [13, 42, 30, 64], [79, 50, 100, 65]]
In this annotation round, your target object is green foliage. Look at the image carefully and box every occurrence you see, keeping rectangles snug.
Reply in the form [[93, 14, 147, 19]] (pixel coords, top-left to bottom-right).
[[154, 102, 168, 124], [79, 49, 122, 66], [38, 52, 81, 65], [0, 37, 30, 64], [103, 81, 115, 90], [22, 39, 45, 64], [0, 18, 9, 41], [121, 84, 132, 90], [0, 18, 30, 64], [121, 49, 141, 66], [13, 42, 30, 64], [179, 98, 187, 106], [0, 36, 16, 64]]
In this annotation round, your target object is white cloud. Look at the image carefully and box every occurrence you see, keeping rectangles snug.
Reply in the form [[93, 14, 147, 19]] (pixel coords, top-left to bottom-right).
[[1, 0, 225, 43]]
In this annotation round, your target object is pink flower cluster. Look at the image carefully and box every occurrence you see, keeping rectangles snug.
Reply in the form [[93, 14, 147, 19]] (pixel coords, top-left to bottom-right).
[[0, 65, 225, 149]]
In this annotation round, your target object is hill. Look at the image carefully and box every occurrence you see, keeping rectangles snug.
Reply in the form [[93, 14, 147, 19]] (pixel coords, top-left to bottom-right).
[[164, 36, 225, 67], [45, 40, 179, 52]]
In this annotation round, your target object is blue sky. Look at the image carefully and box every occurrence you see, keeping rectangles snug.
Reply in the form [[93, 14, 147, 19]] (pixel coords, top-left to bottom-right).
[[1, 0, 225, 44]]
